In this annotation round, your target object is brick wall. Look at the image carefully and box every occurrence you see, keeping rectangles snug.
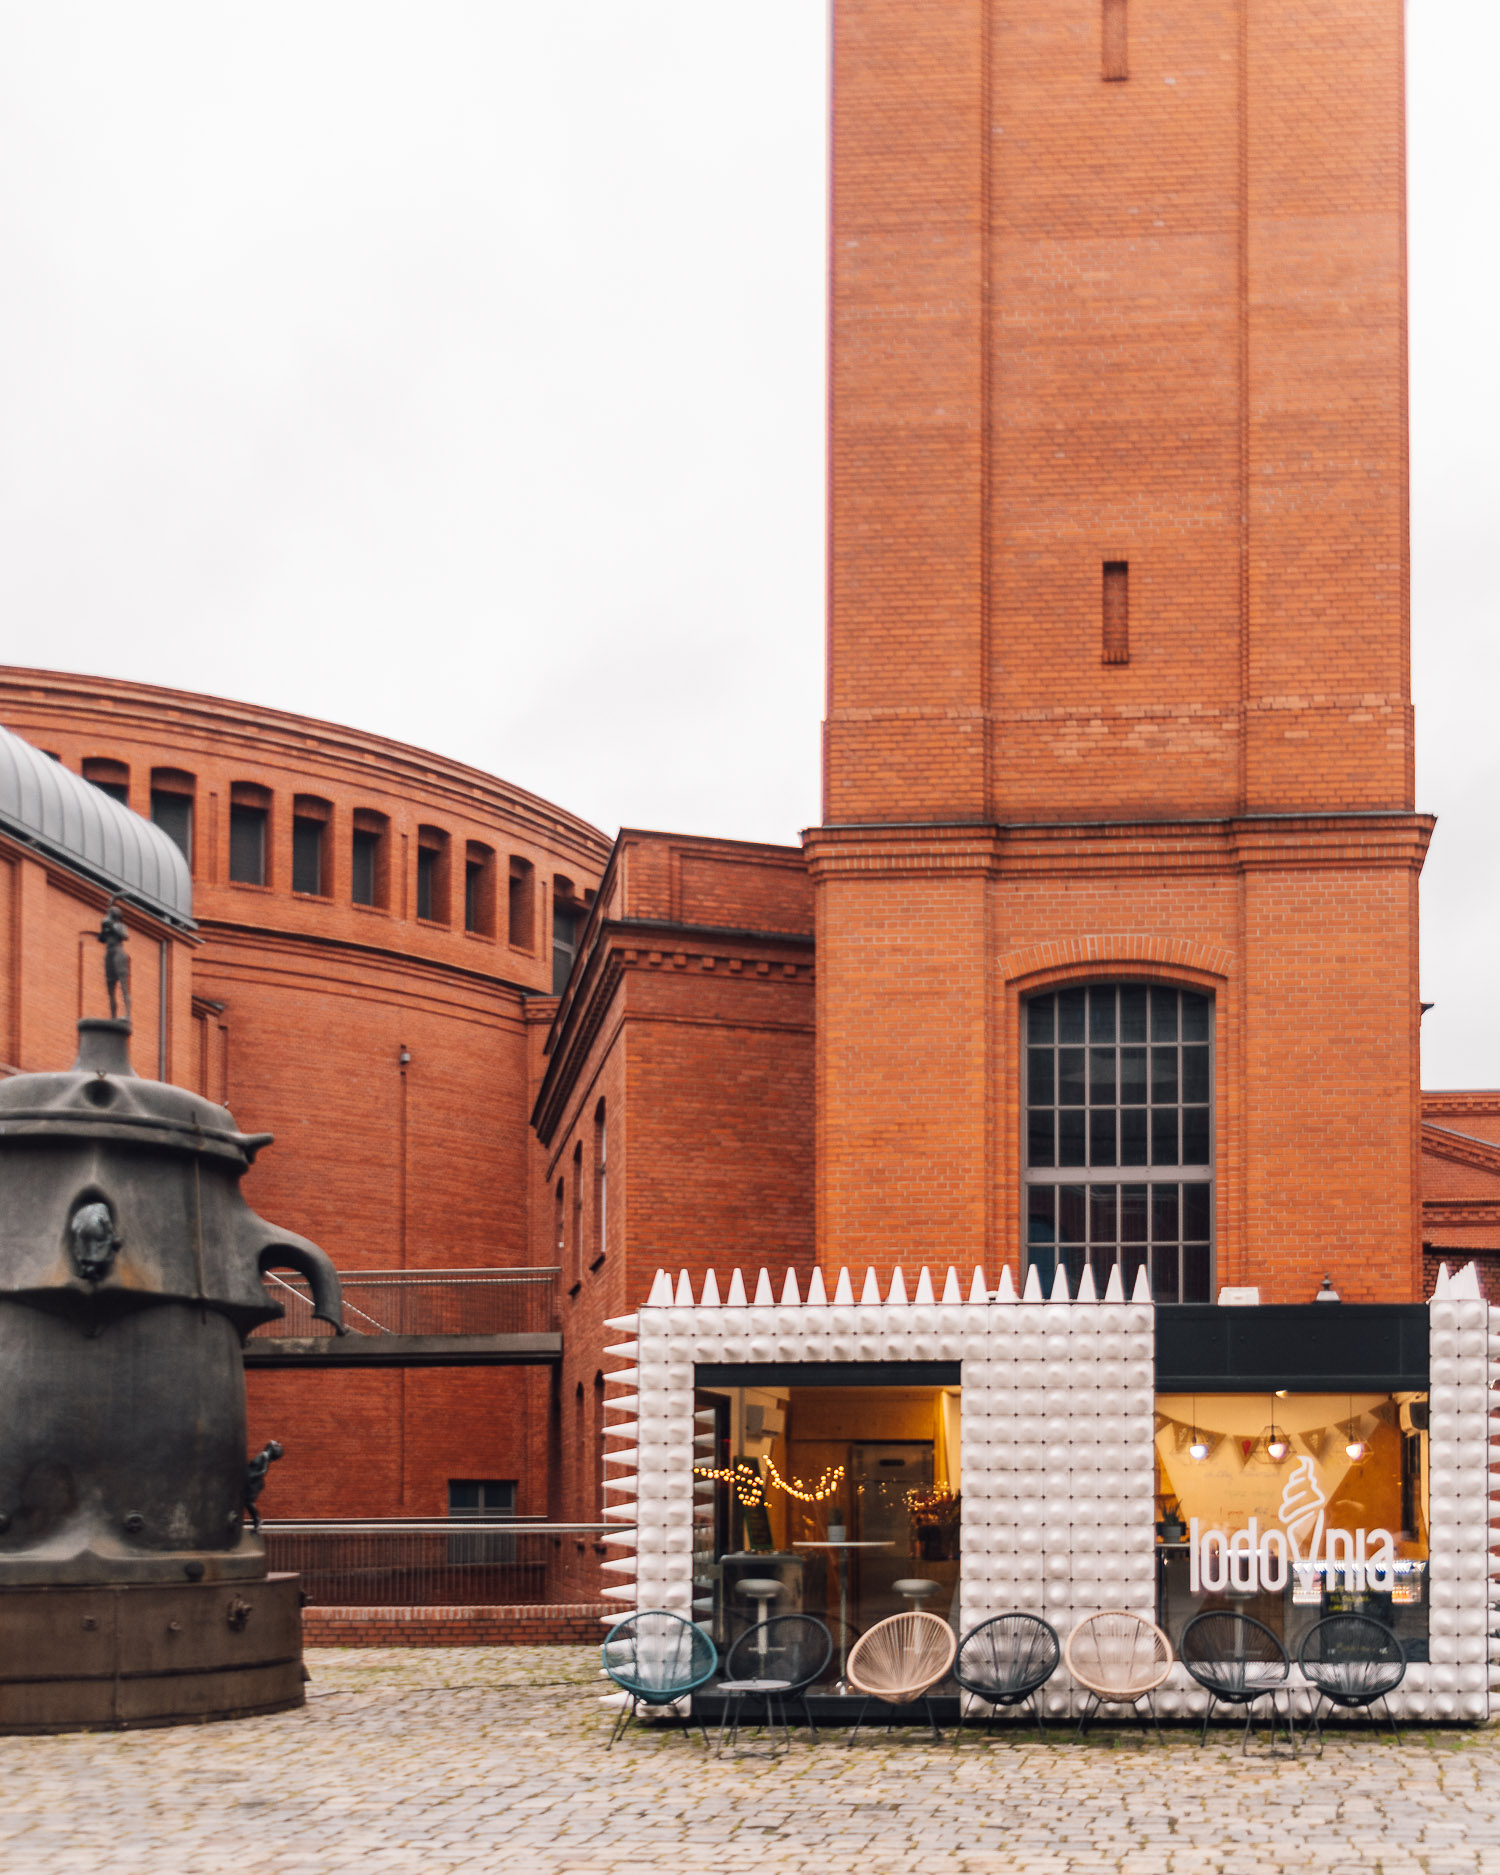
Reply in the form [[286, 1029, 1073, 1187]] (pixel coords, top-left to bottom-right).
[[301, 1603, 610, 1648], [814, 0, 1426, 1301], [534, 832, 817, 1531]]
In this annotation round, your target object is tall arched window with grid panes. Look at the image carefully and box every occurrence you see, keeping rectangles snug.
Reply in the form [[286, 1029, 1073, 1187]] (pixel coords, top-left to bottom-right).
[[1024, 983, 1213, 1303]]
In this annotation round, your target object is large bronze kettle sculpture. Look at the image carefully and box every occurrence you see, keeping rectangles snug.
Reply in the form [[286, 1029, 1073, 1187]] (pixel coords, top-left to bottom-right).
[[0, 1016, 344, 1587]]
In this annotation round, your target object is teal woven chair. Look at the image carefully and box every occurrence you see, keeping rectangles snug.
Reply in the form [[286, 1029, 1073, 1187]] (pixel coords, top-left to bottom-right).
[[601, 1609, 719, 1748]]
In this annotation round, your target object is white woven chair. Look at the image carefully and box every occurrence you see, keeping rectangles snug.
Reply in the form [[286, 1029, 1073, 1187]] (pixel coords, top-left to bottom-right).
[[1063, 1611, 1173, 1743], [845, 1611, 958, 1742]]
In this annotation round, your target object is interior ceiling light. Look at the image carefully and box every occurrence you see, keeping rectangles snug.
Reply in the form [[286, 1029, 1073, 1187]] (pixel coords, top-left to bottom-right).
[[1345, 1394, 1365, 1462], [1267, 1394, 1287, 1461], [1189, 1396, 1208, 1461]]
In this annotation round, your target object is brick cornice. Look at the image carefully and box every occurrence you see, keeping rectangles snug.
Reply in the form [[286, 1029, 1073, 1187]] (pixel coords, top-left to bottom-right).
[[0, 666, 612, 865], [1423, 1091, 1500, 1119], [804, 812, 1433, 882], [531, 918, 814, 1145], [1424, 1202, 1500, 1230]]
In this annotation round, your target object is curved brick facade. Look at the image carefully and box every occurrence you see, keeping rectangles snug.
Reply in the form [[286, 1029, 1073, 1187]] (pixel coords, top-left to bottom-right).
[[0, 668, 611, 1519]]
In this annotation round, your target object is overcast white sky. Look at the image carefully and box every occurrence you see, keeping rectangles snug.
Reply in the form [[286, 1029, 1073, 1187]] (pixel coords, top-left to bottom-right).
[[0, 4, 1493, 1085]]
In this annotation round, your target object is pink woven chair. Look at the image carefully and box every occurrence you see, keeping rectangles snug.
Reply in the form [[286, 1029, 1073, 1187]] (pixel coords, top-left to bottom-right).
[[1064, 1611, 1173, 1743], [845, 1611, 958, 1742]]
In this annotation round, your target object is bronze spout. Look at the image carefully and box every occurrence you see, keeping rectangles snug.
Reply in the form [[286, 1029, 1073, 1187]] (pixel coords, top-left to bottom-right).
[[255, 1230, 347, 1335]]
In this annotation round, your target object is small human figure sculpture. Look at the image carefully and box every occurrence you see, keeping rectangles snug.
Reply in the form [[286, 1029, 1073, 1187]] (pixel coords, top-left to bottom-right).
[[68, 1201, 121, 1284], [96, 900, 131, 1023], [243, 1440, 284, 1532]]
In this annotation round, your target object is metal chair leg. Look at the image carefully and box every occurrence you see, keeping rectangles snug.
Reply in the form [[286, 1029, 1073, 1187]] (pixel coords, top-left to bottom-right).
[[1200, 1692, 1216, 1746], [798, 1688, 819, 1745], [1074, 1693, 1098, 1740], [847, 1696, 871, 1746], [1381, 1695, 1404, 1746], [923, 1692, 942, 1742], [1030, 1691, 1045, 1740], [1147, 1691, 1163, 1744], [607, 1693, 637, 1751], [715, 1692, 738, 1758]]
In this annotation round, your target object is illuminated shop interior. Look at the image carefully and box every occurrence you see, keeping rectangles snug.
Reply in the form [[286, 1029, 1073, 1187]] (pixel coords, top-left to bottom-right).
[[693, 1376, 961, 1670], [1154, 1390, 1430, 1658]]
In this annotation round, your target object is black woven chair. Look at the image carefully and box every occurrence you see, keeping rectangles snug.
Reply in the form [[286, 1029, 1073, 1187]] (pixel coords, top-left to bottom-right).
[[1297, 1614, 1406, 1750], [1179, 1611, 1294, 1754], [721, 1614, 834, 1743], [600, 1610, 719, 1748], [953, 1613, 1061, 1739]]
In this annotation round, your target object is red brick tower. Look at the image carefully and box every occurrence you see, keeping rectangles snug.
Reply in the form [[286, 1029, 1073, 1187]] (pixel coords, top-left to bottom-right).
[[810, 0, 1430, 1302]]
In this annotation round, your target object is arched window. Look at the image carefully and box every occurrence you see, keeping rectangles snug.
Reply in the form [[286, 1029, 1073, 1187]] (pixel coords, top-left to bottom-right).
[[571, 1141, 584, 1290], [1024, 982, 1212, 1303], [593, 1370, 606, 1521], [150, 768, 195, 864], [593, 1099, 607, 1267]]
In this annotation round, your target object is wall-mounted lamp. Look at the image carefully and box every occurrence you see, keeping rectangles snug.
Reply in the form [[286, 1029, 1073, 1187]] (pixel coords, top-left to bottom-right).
[[398, 1046, 411, 1067], [1314, 1275, 1340, 1304]]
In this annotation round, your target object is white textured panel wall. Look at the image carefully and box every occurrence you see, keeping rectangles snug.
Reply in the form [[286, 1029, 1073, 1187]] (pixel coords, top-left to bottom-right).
[[1407, 1265, 1491, 1723], [613, 1261, 1486, 1726]]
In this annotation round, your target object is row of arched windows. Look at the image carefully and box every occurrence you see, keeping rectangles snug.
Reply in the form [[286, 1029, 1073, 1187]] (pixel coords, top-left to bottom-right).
[[77, 754, 589, 978]]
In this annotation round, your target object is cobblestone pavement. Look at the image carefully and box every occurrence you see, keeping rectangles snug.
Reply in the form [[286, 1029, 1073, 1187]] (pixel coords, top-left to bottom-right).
[[1, 1647, 1499, 1873]]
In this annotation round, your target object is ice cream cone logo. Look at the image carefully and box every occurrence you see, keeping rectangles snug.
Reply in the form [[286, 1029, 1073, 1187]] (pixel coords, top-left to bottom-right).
[[1277, 1455, 1326, 1562]]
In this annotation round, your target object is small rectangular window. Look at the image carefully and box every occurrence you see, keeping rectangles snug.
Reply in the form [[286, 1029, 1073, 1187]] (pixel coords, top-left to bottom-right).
[[508, 857, 535, 949], [448, 1480, 516, 1516], [351, 810, 388, 909], [553, 875, 581, 995], [1103, 561, 1129, 665], [1102, 0, 1128, 80], [352, 831, 378, 905], [292, 818, 324, 894], [447, 1479, 517, 1564], [229, 803, 267, 885], [416, 827, 449, 924], [151, 791, 193, 861], [464, 842, 495, 937], [291, 796, 331, 896]]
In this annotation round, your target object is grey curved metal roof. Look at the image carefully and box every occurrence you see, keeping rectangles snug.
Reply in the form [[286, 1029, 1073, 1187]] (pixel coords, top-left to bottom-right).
[[0, 724, 193, 927]]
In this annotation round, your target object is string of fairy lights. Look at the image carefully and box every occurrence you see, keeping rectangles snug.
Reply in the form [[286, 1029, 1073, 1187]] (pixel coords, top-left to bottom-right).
[[693, 1458, 846, 1507]]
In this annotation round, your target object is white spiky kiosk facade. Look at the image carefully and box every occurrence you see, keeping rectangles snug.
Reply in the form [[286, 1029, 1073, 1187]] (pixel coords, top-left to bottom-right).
[[600, 1259, 1495, 1724]]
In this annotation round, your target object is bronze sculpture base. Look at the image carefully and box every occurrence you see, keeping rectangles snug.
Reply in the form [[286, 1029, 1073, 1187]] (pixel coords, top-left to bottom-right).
[[0, 1573, 305, 1732]]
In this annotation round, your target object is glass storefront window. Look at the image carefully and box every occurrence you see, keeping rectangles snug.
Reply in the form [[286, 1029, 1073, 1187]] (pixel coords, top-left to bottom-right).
[[1155, 1391, 1429, 1660], [693, 1378, 962, 1683]]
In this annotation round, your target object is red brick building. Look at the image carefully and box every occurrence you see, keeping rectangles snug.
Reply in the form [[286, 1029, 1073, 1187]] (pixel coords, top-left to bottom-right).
[[0, 667, 610, 1523], [0, 0, 1468, 1539]]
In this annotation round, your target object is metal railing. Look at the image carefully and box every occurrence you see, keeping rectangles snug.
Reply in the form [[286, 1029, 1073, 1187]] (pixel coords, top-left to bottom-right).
[[262, 1519, 619, 1606], [248, 1268, 560, 1339]]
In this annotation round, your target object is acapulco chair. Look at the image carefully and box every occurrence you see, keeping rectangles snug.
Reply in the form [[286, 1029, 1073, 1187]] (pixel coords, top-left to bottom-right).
[[844, 1611, 958, 1743]]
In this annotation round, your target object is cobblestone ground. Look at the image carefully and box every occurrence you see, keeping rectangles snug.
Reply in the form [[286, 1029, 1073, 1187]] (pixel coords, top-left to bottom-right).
[[1, 1647, 1499, 1873]]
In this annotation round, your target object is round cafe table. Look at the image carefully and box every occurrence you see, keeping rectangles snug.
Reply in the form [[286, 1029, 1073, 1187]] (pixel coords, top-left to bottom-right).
[[794, 1540, 892, 1692]]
